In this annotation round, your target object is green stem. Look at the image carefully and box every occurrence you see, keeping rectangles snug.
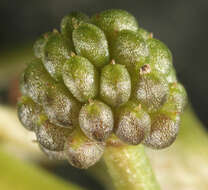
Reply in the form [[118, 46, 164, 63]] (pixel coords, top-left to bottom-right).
[[103, 144, 160, 190]]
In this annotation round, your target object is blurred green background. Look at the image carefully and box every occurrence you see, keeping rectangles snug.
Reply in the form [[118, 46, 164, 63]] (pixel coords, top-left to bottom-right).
[[0, 0, 208, 190]]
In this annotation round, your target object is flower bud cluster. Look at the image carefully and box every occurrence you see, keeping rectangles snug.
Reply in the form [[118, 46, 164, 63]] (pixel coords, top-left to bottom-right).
[[18, 9, 187, 169]]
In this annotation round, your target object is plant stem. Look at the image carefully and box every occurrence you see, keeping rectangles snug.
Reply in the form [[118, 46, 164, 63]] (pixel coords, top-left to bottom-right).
[[103, 144, 160, 190]]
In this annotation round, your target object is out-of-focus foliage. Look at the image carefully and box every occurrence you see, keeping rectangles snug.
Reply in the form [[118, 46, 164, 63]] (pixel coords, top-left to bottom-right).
[[0, 147, 83, 190]]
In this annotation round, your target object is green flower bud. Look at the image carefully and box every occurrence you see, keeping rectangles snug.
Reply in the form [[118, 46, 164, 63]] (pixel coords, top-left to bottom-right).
[[72, 23, 109, 68], [111, 30, 149, 72], [36, 116, 72, 151], [92, 9, 138, 43], [100, 60, 131, 107], [61, 12, 89, 40], [43, 32, 73, 81], [63, 55, 98, 102], [147, 38, 172, 75], [79, 100, 114, 141], [143, 112, 180, 149], [133, 64, 169, 112], [17, 96, 42, 131], [42, 82, 81, 129], [65, 128, 105, 169], [161, 82, 187, 114], [115, 101, 151, 145], [21, 59, 54, 103]]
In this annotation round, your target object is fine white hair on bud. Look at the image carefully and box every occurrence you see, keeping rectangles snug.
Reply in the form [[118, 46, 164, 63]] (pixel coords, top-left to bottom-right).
[[64, 129, 105, 169]]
